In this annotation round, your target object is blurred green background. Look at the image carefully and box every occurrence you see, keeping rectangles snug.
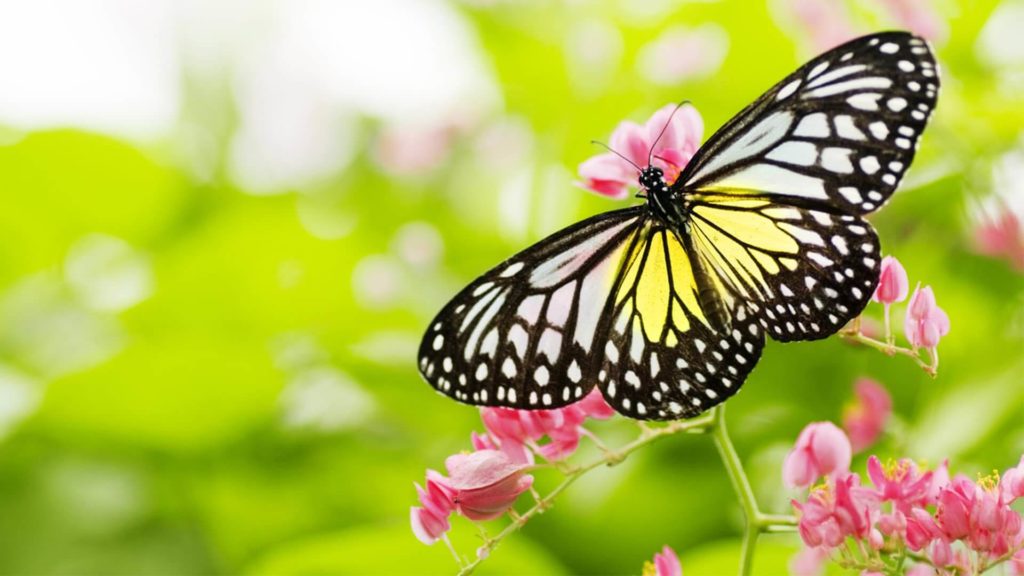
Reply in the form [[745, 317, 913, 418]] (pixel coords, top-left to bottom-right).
[[0, 0, 1021, 574]]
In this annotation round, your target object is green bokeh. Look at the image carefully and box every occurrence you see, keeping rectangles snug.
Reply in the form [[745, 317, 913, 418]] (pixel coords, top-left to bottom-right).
[[0, 1, 1021, 575]]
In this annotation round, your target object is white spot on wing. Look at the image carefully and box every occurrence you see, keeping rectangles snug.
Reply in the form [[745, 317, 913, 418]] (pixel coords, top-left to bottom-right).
[[793, 112, 830, 138]]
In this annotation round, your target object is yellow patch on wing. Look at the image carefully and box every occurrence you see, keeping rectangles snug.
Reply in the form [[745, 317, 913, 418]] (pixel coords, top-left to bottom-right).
[[693, 205, 800, 255], [664, 232, 707, 329], [634, 233, 672, 338]]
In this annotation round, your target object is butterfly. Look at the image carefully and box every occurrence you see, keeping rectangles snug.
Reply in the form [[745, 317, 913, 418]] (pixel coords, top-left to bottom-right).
[[418, 31, 938, 420]]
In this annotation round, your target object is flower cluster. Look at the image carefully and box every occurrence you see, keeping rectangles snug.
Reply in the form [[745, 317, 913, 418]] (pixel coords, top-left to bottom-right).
[[477, 388, 616, 463], [787, 423, 1024, 575], [411, 389, 616, 546]]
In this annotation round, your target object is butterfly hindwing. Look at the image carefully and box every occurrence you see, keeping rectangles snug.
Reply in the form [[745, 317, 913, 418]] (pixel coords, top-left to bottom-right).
[[596, 223, 765, 419], [680, 31, 938, 215], [687, 197, 881, 341], [419, 208, 644, 409]]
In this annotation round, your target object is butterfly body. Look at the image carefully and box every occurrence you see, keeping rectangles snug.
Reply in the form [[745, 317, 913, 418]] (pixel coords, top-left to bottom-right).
[[418, 32, 938, 420]]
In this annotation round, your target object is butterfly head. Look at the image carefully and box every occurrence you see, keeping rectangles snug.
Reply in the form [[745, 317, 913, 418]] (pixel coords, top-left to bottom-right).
[[638, 166, 668, 193]]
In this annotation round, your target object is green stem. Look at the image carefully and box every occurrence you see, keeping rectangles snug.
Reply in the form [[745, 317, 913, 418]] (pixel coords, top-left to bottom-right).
[[711, 405, 762, 576]]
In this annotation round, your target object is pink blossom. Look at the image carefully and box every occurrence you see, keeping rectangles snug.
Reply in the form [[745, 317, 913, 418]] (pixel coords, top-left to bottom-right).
[[866, 456, 933, 513], [934, 475, 977, 541], [374, 122, 460, 176], [410, 505, 451, 545], [794, 473, 876, 548], [928, 537, 952, 567], [907, 564, 937, 576], [480, 388, 615, 462], [872, 255, 910, 305], [577, 103, 703, 199], [410, 470, 456, 545], [471, 430, 533, 465], [648, 545, 682, 576], [1011, 549, 1024, 575], [974, 206, 1024, 271], [783, 422, 853, 488], [843, 379, 892, 453], [786, 0, 857, 51], [789, 546, 828, 576], [444, 449, 533, 521], [904, 284, 950, 349], [905, 507, 940, 550], [877, 0, 948, 42], [1001, 455, 1024, 503]]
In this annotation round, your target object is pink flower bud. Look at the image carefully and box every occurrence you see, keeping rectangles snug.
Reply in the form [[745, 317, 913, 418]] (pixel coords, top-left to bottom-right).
[[935, 476, 975, 540], [928, 537, 952, 567], [973, 202, 1024, 271], [905, 507, 939, 551], [651, 545, 682, 576], [577, 388, 616, 419], [872, 255, 909, 304], [904, 284, 950, 349], [444, 450, 533, 521], [842, 379, 892, 453], [788, 546, 828, 576], [783, 422, 852, 488], [907, 565, 937, 576], [410, 506, 451, 545], [1011, 549, 1024, 576], [1001, 455, 1024, 503]]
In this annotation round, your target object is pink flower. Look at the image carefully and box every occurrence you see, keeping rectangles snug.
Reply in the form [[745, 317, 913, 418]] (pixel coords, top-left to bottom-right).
[[647, 545, 682, 576], [843, 379, 892, 453], [577, 103, 703, 199], [907, 565, 937, 576], [904, 284, 950, 349], [974, 206, 1024, 271], [410, 505, 451, 545], [786, 0, 857, 51], [1011, 549, 1024, 575], [877, 0, 948, 42], [783, 422, 853, 488], [444, 449, 533, 521], [935, 475, 976, 540], [872, 256, 910, 305], [789, 546, 828, 576], [866, 456, 933, 513], [794, 473, 876, 548], [1001, 455, 1024, 503], [928, 537, 952, 567], [410, 470, 456, 545], [480, 388, 615, 462], [905, 507, 940, 550]]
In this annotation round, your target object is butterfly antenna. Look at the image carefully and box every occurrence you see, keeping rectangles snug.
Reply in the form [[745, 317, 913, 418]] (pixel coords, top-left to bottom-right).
[[647, 99, 691, 168], [591, 140, 642, 173]]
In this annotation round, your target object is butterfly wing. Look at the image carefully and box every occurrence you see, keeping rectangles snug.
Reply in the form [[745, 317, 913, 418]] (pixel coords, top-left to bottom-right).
[[419, 208, 645, 410], [680, 31, 938, 215], [675, 31, 937, 341], [596, 220, 764, 419]]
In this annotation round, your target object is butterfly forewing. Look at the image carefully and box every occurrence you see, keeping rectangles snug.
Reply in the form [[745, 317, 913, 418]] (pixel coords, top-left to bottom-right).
[[419, 208, 644, 409], [680, 31, 938, 215]]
